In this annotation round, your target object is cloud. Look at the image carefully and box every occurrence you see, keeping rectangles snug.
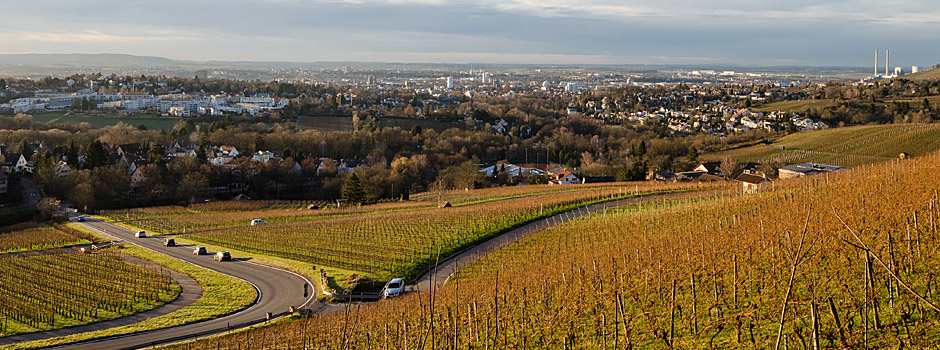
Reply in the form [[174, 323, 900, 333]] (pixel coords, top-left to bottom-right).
[[0, 0, 938, 66], [0, 30, 199, 43]]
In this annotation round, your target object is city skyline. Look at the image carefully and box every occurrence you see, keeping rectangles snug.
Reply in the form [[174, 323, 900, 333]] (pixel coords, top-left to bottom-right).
[[1, 0, 938, 67]]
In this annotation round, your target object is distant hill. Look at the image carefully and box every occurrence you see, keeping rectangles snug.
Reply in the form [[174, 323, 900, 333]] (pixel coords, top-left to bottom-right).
[[900, 66, 940, 81], [0, 53, 178, 68], [701, 123, 940, 167]]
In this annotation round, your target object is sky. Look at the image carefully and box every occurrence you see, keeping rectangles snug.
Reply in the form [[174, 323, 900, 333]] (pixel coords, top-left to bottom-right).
[[1, 0, 938, 67]]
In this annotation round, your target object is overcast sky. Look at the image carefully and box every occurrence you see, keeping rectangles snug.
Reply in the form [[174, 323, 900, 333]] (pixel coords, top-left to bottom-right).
[[1, 0, 937, 67]]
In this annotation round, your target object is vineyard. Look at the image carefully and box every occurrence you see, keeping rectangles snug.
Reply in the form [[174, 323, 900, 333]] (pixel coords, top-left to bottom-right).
[[186, 183, 713, 280], [0, 251, 178, 337], [164, 154, 940, 349], [100, 200, 431, 235], [410, 182, 657, 206], [702, 123, 940, 167], [101, 183, 661, 235], [0, 223, 102, 254]]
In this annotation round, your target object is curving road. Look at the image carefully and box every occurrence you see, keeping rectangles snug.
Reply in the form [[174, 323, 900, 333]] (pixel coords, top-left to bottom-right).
[[47, 218, 319, 350], [3, 189, 718, 349], [412, 190, 717, 292]]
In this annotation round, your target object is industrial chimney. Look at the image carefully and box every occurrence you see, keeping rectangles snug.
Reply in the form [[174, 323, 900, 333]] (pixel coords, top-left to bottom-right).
[[875, 49, 878, 76], [886, 49, 890, 76]]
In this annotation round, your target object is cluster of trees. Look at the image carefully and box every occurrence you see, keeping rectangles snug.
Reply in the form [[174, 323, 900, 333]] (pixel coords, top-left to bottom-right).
[[11, 71, 940, 209]]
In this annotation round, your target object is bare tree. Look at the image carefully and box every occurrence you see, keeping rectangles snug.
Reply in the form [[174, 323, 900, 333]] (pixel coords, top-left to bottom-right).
[[720, 156, 741, 179]]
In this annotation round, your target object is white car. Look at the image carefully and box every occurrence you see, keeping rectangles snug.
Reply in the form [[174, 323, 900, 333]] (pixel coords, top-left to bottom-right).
[[135, 230, 146, 238], [250, 219, 267, 226], [383, 278, 404, 298]]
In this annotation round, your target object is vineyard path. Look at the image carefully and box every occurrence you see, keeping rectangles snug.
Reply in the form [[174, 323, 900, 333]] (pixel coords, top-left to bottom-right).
[[10, 187, 720, 349], [411, 189, 719, 293]]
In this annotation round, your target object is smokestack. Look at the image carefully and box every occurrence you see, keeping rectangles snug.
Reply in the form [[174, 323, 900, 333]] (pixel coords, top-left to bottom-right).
[[886, 49, 890, 76], [875, 49, 878, 76]]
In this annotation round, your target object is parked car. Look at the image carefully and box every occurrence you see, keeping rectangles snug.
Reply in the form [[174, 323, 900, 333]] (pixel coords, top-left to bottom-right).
[[77, 215, 86, 222], [135, 230, 146, 238], [383, 278, 404, 298], [214, 251, 231, 262], [250, 219, 267, 226], [193, 246, 207, 255], [164, 238, 176, 247]]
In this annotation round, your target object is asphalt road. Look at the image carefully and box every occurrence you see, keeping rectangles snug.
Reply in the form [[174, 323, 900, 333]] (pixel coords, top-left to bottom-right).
[[4, 189, 717, 349], [412, 190, 716, 292], [50, 218, 318, 350]]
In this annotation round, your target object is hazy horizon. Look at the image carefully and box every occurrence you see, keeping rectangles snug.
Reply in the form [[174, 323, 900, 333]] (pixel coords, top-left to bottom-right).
[[2, 0, 938, 68]]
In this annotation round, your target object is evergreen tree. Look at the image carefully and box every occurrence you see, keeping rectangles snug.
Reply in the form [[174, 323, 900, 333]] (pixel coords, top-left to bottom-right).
[[84, 140, 109, 169], [342, 173, 367, 206], [637, 140, 647, 157], [196, 145, 207, 161], [786, 119, 798, 134], [17, 139, 32, 160], [148, 143, 165, 165], [66, 140, 79, 167], [254, 134, 265, 151], [687, 145, 698, 162], [617, 161, 647, 182]]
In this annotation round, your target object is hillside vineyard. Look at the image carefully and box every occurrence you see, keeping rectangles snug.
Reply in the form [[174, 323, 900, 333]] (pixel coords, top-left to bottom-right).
[[160, 153, 940, 348]]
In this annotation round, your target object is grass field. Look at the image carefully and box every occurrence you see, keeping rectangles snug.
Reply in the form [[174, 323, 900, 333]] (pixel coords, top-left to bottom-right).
[[29, 111, 182, 130], [701, 123, 940, 167]]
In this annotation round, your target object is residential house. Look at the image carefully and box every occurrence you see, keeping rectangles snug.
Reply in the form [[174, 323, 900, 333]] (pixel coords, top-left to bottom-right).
[[252, 151, 277, 163], [778, 163, 845, 179], [736, 173, 770, 194], [696, 173, 725, 182], [165, 142, 195, 159], [219, 145, 239, 157], [54, 161, 71, 177], [12, 154, 28, 173], [116, 143, 144, 158], [207, 148, 235, 167], [676, 171, 706, 181], [693, 161, 722, 174], [128, 159, 148, 177], [650, 170, 677, 182], [337, 159, 363, 174], [479, 163, 547, 178], [549, 170, 580, 185], [0, 153, 22, 173], [581, 176, 616, 184], [130, 166, 149, 187]]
